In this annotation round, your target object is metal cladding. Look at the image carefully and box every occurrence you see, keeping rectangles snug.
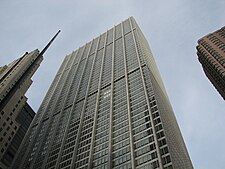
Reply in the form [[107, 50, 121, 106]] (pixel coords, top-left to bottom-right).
[[12, 17, 193, 169]]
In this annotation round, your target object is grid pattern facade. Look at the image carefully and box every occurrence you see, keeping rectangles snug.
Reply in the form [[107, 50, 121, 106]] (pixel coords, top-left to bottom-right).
[[197, 26, 225, 99], [12, 17, 193, 169]]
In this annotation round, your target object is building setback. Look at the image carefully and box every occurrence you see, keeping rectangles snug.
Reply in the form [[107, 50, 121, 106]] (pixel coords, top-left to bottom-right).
[[0, 31, 60, 169], [197, 26, 225, 99], [12, 17, 193, 169]]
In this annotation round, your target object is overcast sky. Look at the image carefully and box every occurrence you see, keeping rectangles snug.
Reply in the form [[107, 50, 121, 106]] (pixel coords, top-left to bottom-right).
[[1, 1, 225, 169]]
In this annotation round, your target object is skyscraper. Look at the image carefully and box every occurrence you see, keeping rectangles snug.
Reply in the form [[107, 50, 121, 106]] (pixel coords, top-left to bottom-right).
[[12, 17, 193, 169], [0, 30, 60, 169], [197, 26, 225, 100]]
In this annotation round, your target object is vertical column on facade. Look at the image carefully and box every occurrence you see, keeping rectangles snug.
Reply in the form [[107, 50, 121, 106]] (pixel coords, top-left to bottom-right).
[[16, 55, 71, 169], [31, 52, 78, 169], [42, 48, 85, 169], [32, 54, 71, 126], [87, 31, 108, 169], [69, 37, 101, 168], [66, 38, 100, 167], [39, 48, 83, 169], [52, 41, 94, 169], [42, 46, 86, 169], [121, 21, 136, 169], [108, 26, 115, 169], [21, 54, 71, 168], [129, 17, 163, 169], [40, 50, 82, 169]]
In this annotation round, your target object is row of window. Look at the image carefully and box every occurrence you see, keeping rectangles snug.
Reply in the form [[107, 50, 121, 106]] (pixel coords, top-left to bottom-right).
[[77, 54, 95, 101], [200, 40, 225, 66], [90, 87, 111, 168], [101, 43, 113, 87], [207, 34, 225, 52], [34, 72, 62, 124], [89, 49, 104, 94], [198, 46, 225, 79], [44, 64, 70, 118], [33, 114, 60, 168], [125, 32, 139, 72], [55, 64, 76, 113], [65, 59, 86, 108], [44, 110, 71, 168]]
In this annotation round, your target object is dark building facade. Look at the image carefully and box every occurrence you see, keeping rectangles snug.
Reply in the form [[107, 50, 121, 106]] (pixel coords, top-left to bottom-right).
[[1, 102, 35, 168], [12, 17, 193, 169], [197, 26, 225, 99], [0, 31, 60, 169]]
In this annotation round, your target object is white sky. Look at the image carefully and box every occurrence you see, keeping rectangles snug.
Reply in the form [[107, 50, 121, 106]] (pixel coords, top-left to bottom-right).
[[1, 1, 225, 168]]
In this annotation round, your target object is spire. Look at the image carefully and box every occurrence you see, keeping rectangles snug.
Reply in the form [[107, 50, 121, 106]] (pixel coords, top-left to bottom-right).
[[39, 30, 61, 56]]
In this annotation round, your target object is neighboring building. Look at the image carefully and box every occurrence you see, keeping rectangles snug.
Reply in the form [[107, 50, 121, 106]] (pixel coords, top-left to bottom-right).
[[0, 50, 41, 169], [197, 26, 225, 99], [0, 30, 60, 169], [1, 102, 35, 168], [12, 17, 193, 169]]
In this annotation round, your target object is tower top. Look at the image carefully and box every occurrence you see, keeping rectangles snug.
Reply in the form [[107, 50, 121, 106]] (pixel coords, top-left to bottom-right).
[[40, 30, 61, 56]]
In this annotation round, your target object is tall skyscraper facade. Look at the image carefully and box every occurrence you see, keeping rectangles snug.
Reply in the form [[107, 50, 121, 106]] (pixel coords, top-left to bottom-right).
[[0, 31, 60, 169], [197, 26, 225, 99], [12, 17, 193, 169]]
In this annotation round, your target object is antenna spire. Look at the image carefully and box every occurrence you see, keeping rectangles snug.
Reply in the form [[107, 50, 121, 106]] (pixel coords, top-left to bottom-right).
[[40, 30, 61, 56]]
